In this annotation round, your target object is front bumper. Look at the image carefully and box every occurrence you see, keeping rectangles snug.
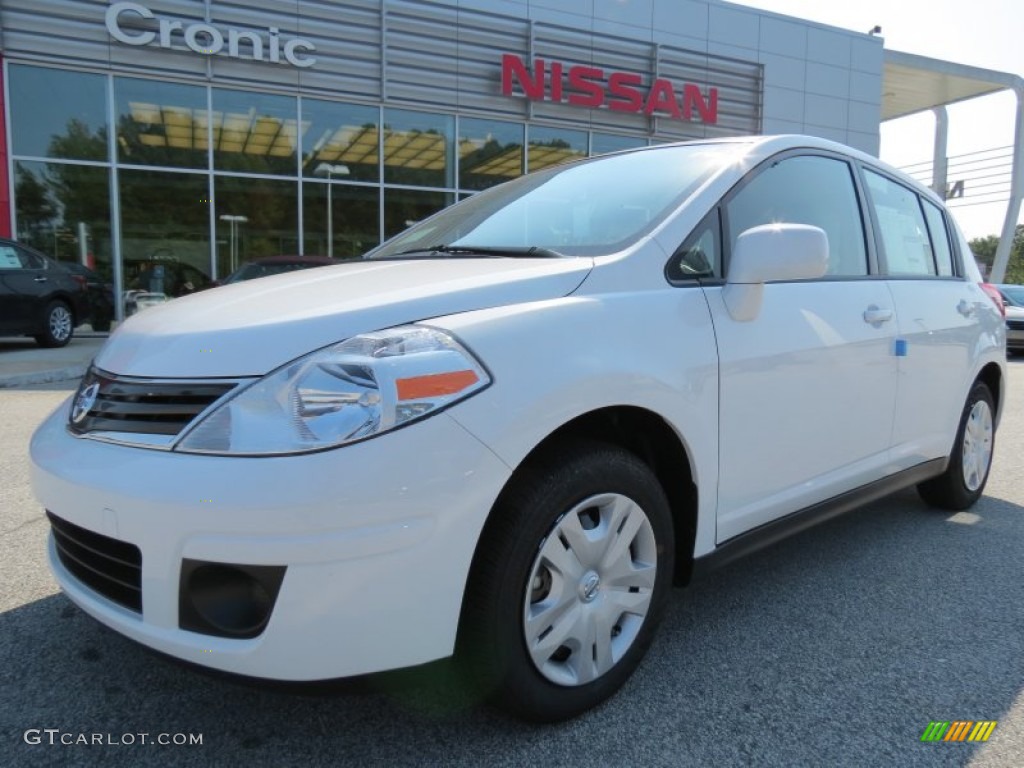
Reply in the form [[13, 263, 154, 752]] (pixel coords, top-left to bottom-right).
[[31, 398, 511, 680]]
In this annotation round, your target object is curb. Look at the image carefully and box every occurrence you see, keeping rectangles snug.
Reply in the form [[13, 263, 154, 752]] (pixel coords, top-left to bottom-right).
[[0, 363, 89, 389]]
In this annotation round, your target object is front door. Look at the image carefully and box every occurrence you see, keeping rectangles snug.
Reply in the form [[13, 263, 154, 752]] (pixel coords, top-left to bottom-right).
[[707, 153, 899, 542]]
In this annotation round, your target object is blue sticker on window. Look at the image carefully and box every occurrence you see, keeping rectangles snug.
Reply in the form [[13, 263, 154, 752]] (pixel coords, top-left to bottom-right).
[[894, 339, 908, 357]]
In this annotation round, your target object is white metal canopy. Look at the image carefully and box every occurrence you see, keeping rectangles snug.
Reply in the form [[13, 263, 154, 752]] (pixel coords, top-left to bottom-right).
[[881, 50, 1024, 282]]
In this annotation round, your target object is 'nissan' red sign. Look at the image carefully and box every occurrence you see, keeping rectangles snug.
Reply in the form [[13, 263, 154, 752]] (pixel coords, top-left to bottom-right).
[[500, 53, 718, 124]]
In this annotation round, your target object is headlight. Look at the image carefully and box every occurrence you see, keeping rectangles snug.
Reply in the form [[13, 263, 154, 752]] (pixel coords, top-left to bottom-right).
[[175, 326, 490, 456]]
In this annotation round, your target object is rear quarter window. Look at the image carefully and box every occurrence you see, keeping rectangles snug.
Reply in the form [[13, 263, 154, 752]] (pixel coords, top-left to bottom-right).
[[920, 199, 955, 276]]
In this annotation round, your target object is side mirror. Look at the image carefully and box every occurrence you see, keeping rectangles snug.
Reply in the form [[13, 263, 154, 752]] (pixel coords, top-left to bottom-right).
[[722, 223, 829, 321]]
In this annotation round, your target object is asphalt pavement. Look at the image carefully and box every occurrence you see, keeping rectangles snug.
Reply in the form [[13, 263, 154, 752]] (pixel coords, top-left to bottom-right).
[[0, 361, 1022, 767]]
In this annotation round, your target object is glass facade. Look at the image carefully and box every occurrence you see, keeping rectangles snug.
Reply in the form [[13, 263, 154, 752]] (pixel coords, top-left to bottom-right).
[[13, 160, 112, 282], [119, 169, 210, 294], [7, 63, 658, 325]]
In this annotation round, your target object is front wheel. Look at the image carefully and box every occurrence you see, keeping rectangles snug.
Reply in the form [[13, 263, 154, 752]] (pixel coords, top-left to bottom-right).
[[458, 442, 674, 722], [917, 381, 995, 510]]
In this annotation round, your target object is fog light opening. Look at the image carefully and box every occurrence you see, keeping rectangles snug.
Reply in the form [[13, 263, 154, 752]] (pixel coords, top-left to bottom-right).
[[179, 560, 286, 639]]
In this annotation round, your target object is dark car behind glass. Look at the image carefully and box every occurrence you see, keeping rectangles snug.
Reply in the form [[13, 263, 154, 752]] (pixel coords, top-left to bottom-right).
[[123, 258, 212, 317], [0, 238, 88, 347], [60, 262, 115, 332]]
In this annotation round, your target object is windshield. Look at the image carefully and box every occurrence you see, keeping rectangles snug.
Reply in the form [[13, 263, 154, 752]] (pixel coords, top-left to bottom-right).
[[368, 143, 745, 259]]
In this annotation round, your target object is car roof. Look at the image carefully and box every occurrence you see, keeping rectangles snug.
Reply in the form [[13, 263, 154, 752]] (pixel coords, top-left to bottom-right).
[[610, 134, 948, 210]]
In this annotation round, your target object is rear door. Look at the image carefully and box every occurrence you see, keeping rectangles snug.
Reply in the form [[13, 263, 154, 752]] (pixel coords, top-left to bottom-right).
[[860, 168, 982, 465], [704, 152, 899, 542], [0, 243, 49, 331]]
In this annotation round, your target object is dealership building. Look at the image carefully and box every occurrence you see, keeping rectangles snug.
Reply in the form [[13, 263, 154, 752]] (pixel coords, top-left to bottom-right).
[[1, 0, 1021, 317]]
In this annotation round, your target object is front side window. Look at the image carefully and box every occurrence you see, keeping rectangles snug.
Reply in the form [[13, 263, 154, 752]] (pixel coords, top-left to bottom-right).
[[863, 169, 935, 276], [371, 144, 742, 259], [725, 155, 868, 277]]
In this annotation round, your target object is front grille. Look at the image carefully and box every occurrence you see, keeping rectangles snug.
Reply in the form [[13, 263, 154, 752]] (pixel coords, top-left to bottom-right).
[[48, 512, 142, 612], [1006, 319, 1024, 331], [69, 367, 237, 438]]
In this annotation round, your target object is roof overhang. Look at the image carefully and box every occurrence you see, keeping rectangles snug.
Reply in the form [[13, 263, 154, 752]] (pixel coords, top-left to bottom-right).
[[882, 50, 1021, 121]]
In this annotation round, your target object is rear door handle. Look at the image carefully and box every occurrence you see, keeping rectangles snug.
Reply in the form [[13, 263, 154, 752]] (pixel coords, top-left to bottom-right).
[[863, 305, 893, 326], [957, 299, 976, 317], [33, 276, 48, 283]]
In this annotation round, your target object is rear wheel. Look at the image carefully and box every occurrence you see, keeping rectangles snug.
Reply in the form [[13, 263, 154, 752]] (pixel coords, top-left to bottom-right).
[[34, 301, 74, 348], [917, 381, 995, 510], [458, 442, 674, 722]]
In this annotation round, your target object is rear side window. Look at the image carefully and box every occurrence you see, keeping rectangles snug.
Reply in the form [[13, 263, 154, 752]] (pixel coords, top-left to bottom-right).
[[725, 155, 868, 277], [16, 247, 46, 270], [863, 170, 935, 276], [921, 199, 955, 276]]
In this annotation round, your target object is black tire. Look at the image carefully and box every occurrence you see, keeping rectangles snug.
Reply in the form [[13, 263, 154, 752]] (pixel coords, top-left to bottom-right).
[[917, 381, 995, 510], [34, 300, 74, 348], [458, 441, 674, 722]]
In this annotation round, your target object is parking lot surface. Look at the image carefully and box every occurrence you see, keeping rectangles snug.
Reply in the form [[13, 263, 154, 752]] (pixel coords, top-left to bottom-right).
[[1, 366, 1022, 767]]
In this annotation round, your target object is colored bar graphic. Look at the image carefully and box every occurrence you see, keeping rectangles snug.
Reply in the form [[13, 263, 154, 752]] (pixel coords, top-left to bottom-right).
[[921, 720, 997, 742], [944, 721, 972, 741], [969, 722, 998, 742], [921, 722, 950, 742]]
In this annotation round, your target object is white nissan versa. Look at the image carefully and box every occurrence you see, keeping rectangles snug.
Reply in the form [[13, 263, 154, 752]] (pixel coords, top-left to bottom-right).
[[31, 136, 1005, 722]]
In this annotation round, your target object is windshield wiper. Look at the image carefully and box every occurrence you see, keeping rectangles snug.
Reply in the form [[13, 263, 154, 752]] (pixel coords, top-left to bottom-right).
[[382, 245, 564, 259], [433, 245, 564, 258]]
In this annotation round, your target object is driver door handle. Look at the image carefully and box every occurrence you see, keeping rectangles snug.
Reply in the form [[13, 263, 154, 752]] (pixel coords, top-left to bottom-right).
[[862, 306, 893, 326]]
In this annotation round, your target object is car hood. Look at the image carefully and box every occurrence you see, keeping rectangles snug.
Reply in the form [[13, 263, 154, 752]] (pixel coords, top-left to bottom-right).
[[1004, 304, 1024, 319], [96, 258, 593, 378]]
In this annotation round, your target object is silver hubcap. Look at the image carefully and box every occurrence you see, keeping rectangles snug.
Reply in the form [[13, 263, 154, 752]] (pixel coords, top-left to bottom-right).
[[49, 306, 72, 341], [962, 399, 993, 492], [523, 493, 657, 687]]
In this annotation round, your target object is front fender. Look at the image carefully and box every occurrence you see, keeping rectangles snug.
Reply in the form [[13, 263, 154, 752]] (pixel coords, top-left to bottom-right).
[[433, 288, 721, 556]]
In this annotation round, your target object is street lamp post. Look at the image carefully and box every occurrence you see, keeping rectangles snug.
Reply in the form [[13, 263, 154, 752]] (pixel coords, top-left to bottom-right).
[[314, 163, 350, 259], [218, 214, 248, 274]]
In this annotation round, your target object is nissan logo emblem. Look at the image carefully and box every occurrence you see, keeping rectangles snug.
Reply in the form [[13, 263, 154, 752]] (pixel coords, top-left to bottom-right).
[[72, 382, 100, 424]]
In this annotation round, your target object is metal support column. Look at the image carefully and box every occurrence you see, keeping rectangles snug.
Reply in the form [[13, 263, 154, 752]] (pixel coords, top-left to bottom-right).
[[990, 84, 1024, 283], [932, 106, 948, 197]]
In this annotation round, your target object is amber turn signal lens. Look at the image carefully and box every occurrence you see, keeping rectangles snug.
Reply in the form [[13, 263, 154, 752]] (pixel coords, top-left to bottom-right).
[[396, 370, 480, 400]]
